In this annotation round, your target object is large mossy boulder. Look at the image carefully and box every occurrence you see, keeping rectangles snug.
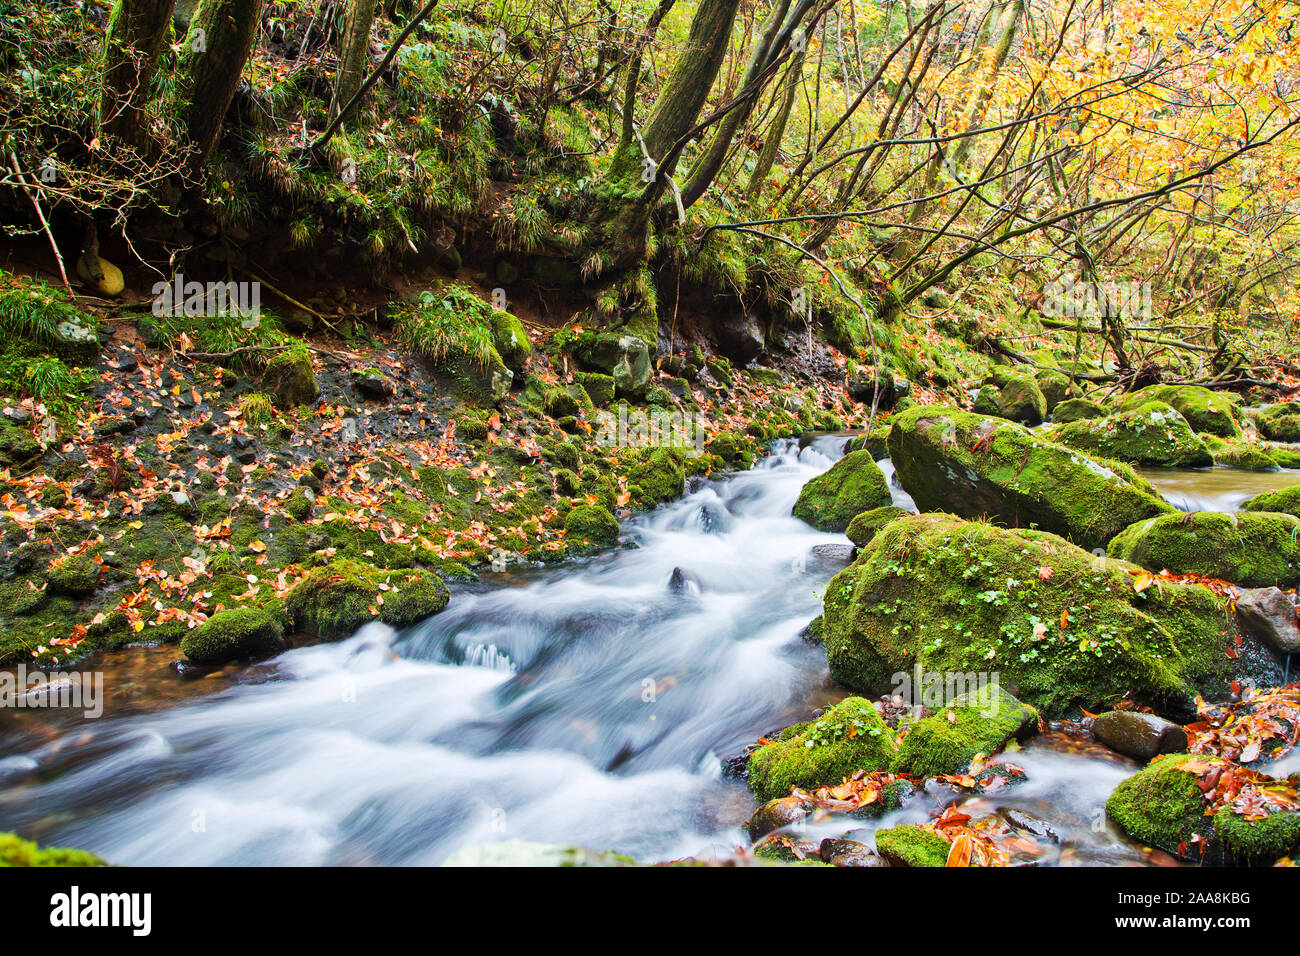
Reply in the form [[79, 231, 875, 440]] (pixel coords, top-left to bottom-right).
[[822, 514, 1239, 717], [890, 685, 1039, 778], [1116, 385, 1241, 438], [887, 405, 1172, 552], [1202, 435, 1279, 471], [489, 311, 531, 374], [998, 372, 1047, 425], [564, 503, 620, 545], [1052, 401, 1213, 467], [1252, 404, 1300, 443], [792, 450, 892, 532], [628, 448, 685, 505], [1241, 484, 1300, 517], [1106, 754, 1300, 864], [1107, 511, 1300, 588], [438, 345, 514, 405], [180, 606, 288, 664], [1052, 396, 1107, 424], [746, 697, 896, 801], [263, 345, 320, 409], [1035, 369, 1075, 414], [286, 560, 450, 641]]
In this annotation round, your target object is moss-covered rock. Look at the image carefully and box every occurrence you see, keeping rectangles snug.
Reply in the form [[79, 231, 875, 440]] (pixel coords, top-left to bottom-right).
[[286, 560, 450, 641], [564, 503, 619, 545], [0, 422, 41, 465], [489, 311, 531, 373], [575, 372, 615, 407], [822, 514, 1239, 717], [887, 405, 1173, 551], [874, 825, 951, 867], [746, 697, 896, 801], [1052, 397, 1107, 424], [1116, 385, 1241, 438], [707, 430, 754, 469], [437, 345, 514, 405], [1255, 404, 1300, 442], [999, 373, 1047, 425], [890, 685, 1039, 777], [1053, 401, 1213, 467], [845, 505, 909, 548], [580, 333, 651, 399], [1107, 511, 1300, 588], [45, 552, 98, 596], [846, 423, 892, 460], [1202, 435, 1278, 470], [263, 345, 320, 409], [0, 831, 106, 867], [180, 606, 288, 664], [792, 450, 892, 532], [1107, 753, 1300, 864], [1035, 369, 1075, 414], [972, 384, 1002, 417], [628, 448, 685, 504], [1241, 484, 1300, 517]]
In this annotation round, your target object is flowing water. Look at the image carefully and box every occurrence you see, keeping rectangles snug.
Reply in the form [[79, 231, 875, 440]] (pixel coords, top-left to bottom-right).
[[3, 440, 1275, 866], [1137, 466, 1300, 512]]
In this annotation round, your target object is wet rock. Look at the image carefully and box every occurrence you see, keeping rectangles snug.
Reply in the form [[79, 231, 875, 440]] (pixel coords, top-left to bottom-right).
[[667, 566, 701, 594], [579, 333, 651, 400], [1092, 710, 1188, 761], [999, 373, 1047, 425], [822, 513, 1246, 718], [180, 607, 288, 664], [353, 368, 395, 401], [1107, 511, 1300, 588], [890, 685, 1040, 777], [820, 838, 889, 867], [1003, 808, 1060, 843], [93, 415, 135, 438], [715, 312, 765, 364], [792, 450, 891, 532], [1235, 587, 1300, 654], [1117, 385, 1241, 438], [806, 543, 855, 574], [1053, 401, 1213, 467], [887, 405, 1171, 551], [746, 796, 810, 840], [875, 824, 951, 867], [845, 505, 908, 548], [285, 560, 450, 641]]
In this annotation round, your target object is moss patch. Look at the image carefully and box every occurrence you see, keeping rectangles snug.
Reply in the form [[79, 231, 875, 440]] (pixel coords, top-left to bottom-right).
[[890, 685, 1039, 778], [1108, 511, 1300, 588], [792, 450, 892, 532]]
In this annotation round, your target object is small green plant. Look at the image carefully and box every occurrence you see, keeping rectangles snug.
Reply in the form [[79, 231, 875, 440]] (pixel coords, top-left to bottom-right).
[[394, 284, 495, 366]]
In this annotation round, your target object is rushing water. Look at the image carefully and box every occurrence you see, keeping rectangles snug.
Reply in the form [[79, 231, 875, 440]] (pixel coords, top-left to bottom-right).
[[1137, 466, 1300, 512], [5, 440, 1275, 866]]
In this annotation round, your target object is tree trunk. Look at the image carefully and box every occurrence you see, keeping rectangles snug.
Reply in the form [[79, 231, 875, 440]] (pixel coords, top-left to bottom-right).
[[329, 0, 379, 122], [745, 45, 804, 201], [177, 0, 268, 169], [99, 0, 178, 147]]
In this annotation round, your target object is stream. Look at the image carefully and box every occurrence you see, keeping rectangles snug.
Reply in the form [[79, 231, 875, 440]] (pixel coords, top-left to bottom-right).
[[2, 441, 1299, 865]]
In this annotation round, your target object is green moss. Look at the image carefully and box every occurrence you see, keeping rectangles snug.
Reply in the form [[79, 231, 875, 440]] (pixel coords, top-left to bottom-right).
[[1256, 404, 1300, 442], [822, 514, 1237, 717], [1214, 804, 1300, 865], [746, 697, 896, 801], [1203, 435, 1279, 470], [284, 487, 314, 521], [1035, 369, 1075, 413], [845, 505, 908, 548], [1107, 511, 1300, 588], [263, 344, 319, 409], [999, 372, 1047, 424], [489, 311, 531, 373], [889, 685, 1039, 778], [575, 372, 615, 407], [707, 430, 754, 468], [1052, 397, 1107, 424], [874, 825, 951, 867], [1053, 401, 1213, 467], [0, 832, 106, 867], [1116, 385, 1241, 438], [847, 423, 892, 460], [972, 383, 1002, 417], [887, 406, 1173, 551], [286, 560, 450, 641], [45, 552, 99, 596], [564, 504, 620, 545], [1105, 754, 1209, 858], [180, 606, 287, 664], [792, 450, 892, 532], [628, 448, 685, 505], [1241, 484, 1300, 518]]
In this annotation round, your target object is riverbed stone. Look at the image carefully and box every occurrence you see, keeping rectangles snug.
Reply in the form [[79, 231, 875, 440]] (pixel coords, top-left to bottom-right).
[[890, 685, 1040, 777], [792, 450, 891, 532], [822, 514, 1242, 717], [1254, 403, 1300, 443], [746, 796, 811, 841], [1116, 385, 1241, 438], [180, 606, 288, 664], [1235, 587, 1300, 654], [886, 405, 1172, 551], [1241, 484, 1300, 518], [1092, 710, 1188, 761], [285, 559, 449, 640], [820, 838, 889, 867], [1052, 396, 1107, 424], [998, 372, 1047, 424], [746, 697, 896, 801], [845, 505, 909, 548], [1053, 401, 1213, 467], [1107, 511, 1300, 588], [263, 345, 320, 409], [874, 824, 950, 867]]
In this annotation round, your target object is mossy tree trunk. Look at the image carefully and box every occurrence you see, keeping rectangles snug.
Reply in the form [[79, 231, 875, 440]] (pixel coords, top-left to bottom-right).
[[176, 0, 268, 170], [745, 44, 804, 201], [329, 0, 379, 123], [99, 0, 178, 147]]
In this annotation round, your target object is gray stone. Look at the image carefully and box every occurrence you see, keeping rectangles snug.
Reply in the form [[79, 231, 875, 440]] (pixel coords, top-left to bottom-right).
[[1092, 710, 1188, 761], [1236, 586, 1300, 654]]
